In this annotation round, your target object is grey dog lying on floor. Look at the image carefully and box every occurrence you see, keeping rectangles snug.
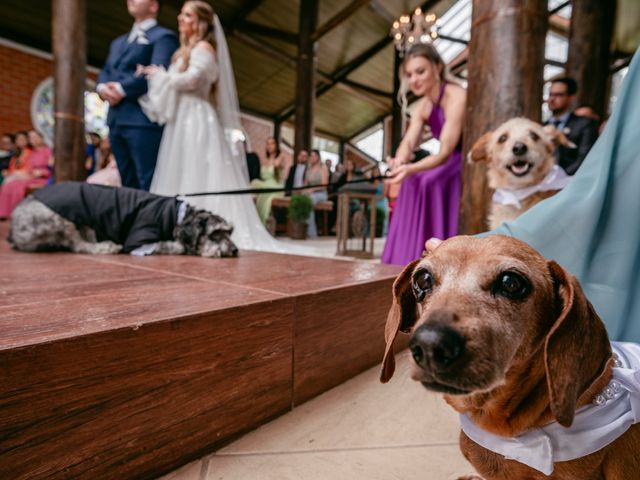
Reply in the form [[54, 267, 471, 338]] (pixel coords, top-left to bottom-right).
[[8, 182, 238, 257]]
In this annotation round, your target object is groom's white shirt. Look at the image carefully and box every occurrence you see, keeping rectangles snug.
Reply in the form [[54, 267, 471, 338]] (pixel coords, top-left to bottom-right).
[[97, 18, 158, 98]]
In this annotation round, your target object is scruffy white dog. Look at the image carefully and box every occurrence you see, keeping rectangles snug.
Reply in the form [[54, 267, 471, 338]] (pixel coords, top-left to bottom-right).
[[8, 182, 238, 258], [468, 117, 574, 229]]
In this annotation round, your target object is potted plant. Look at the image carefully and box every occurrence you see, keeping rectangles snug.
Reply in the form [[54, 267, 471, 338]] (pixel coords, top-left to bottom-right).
[[288, 194, 313, 239]]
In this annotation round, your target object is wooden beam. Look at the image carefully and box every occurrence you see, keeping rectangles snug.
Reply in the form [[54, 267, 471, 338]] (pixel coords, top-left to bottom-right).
[[390, 50, 402, 153], [232, 28, 390, 114], [277, 0, 443, 121], [229, 0, 265, 28], [334, 82, 390, 110], [311, 0, 371, 41], [276, 35, 390, 121], [294, 0, 319, 155], [566, 0, 617, 120], [340, 79, 392, 98], [236, 21, 298, 44], [230, 30, 333, 82], [459, 0, 548, 235], [52, 0, 86, 182]]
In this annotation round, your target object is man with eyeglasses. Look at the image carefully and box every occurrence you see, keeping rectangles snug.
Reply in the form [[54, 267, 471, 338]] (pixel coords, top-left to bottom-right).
[[545, 77, 599, 175]]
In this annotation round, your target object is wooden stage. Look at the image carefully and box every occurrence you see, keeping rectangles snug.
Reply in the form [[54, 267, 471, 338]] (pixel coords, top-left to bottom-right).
[[0, 222, 401, 479]]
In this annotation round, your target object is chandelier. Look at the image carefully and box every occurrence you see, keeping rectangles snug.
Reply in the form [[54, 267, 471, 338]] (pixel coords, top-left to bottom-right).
[[390, 7, 441, 56]]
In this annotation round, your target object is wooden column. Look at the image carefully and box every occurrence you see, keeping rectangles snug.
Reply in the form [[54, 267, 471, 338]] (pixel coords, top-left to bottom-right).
[[294, 0, 318, 157], [566, 0, 616, 120], [52, 0, 87, 182], [459, 0, 548, 234], [390, 50, 403, 154]]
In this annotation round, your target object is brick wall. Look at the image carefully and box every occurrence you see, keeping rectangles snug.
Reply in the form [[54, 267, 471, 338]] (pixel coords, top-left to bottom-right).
[[0, 43, 98, 136], [0, 44, 52, 135]]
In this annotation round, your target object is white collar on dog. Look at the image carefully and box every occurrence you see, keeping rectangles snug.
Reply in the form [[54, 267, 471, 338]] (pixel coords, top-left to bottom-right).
[[460, 342, 640, 475], [492, 165, 571, 209]]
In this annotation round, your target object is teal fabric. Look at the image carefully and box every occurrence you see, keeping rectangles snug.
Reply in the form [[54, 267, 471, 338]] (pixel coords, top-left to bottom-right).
[[489, 49, 640, 342]]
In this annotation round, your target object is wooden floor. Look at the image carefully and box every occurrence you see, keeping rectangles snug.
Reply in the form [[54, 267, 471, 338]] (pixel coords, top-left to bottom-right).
[[0, 221, 401, 480]]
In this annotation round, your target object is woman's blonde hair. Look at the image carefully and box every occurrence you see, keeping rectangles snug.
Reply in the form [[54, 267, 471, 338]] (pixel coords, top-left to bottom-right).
[[172, 1, 218, 104], [397, 43, 456, 116], [173, 1, 216, 70]]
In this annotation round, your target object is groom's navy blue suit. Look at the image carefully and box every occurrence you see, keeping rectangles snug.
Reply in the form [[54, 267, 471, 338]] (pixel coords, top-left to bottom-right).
[[98, 24, 178, 190]]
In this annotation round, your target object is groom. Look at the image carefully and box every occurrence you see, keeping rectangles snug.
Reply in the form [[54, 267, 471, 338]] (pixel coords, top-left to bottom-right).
[[97, 0, 179, 190]]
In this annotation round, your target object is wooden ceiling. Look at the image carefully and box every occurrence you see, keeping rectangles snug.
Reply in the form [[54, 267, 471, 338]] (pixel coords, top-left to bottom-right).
[[1, 1, 637, 141]]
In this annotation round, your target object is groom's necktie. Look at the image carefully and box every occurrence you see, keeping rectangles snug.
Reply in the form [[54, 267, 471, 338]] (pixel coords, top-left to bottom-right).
[[128, 25, 142, 43]]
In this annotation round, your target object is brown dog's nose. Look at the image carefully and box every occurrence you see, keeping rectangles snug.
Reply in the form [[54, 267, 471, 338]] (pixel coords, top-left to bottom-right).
[[512, 142, 528, 156], [410, 324, 465, 371]]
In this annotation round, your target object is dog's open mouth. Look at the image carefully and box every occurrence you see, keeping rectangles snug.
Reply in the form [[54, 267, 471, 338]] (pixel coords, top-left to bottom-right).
[[506, 159, 533, 177]]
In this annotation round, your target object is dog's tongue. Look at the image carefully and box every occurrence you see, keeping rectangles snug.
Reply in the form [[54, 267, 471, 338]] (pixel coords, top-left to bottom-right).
[[510, 161, 530, 175]]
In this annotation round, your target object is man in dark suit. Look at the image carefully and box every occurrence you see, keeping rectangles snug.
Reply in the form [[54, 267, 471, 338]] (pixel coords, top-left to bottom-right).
[[545, 76, 599, 175], [97, 0, 178, 190], [285, 149, 309, 196]]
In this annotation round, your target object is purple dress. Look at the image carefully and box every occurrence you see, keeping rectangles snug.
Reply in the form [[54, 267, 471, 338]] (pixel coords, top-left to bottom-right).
[[381, 84, 462, 265]]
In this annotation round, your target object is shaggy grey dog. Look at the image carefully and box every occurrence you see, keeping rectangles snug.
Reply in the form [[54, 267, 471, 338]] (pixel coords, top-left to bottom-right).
[[8, 182, 238, 258]]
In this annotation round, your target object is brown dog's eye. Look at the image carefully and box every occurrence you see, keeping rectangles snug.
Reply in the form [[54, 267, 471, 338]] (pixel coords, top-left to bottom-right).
[[492, 271, 530, 300], [412, 269, 434, 301], [498, 134, 508, 143], [530, 131, 540, 141]]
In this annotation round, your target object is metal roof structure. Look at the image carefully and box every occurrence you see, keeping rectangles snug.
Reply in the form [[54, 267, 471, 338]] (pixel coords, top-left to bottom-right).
[[1, 0, 638, 142]]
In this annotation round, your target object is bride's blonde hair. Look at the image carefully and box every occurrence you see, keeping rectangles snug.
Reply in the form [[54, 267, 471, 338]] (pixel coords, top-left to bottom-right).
[[173, 0, 217, 72], [172, 1, 218, 104]]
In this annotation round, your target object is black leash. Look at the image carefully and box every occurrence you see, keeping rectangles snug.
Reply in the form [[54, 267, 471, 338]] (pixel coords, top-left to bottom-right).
[[178, 174, 389, 197]]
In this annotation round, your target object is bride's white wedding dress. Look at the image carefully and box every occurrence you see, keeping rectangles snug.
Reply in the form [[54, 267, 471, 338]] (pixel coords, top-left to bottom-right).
[[140, 47, 307, 254]]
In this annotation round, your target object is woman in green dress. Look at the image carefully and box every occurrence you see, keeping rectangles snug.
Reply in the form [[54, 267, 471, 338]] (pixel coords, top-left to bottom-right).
[[251, 136, 286, 225]]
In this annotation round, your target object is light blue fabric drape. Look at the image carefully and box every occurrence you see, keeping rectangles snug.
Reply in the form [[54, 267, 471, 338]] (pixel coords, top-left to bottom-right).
[[490, 49, 640, 342]]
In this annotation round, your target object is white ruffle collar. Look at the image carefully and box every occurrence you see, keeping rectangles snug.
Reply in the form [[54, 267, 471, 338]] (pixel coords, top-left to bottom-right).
[[460, 342, 640, 476], [492, 165, 571, 209]]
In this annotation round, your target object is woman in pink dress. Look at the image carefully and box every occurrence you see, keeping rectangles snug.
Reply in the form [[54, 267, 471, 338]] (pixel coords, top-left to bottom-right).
[[0, 129, 52, 219], [381, 43, 466, 265]]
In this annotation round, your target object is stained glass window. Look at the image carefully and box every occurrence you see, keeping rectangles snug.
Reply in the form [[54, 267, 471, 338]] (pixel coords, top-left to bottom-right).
[[30, 76, 109, 146]]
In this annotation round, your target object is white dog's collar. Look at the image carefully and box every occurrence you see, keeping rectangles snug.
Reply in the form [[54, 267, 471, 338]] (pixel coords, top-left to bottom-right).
[[492, 165, 571, 209], [460, 341, 640, 475]]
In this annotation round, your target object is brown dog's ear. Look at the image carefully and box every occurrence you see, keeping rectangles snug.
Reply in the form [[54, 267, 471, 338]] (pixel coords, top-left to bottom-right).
[[380, 259, 420, 383], [467, 132, 492, 163], [542, 125, 577, 149], [544, 261, 611, 427]]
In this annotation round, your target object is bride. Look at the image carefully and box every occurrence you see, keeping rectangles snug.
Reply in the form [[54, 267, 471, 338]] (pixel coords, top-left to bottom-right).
[[139, 1, 303, 254]]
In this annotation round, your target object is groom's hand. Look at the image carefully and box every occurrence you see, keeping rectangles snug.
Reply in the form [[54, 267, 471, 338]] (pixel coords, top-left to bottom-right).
[[101, 83, 124, 106]]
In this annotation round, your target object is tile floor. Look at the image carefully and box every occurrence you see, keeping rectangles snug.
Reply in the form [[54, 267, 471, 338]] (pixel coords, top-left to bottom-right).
[[159, 352, 473, 480]]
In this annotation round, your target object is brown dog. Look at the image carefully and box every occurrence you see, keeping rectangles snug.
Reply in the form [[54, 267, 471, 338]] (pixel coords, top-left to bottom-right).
[[469, 118, 573, 230], [380, 235, 640, 479]]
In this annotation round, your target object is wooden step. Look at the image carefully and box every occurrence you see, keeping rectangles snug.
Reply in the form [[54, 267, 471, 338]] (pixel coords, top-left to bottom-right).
[[0, 222, 402, 479]]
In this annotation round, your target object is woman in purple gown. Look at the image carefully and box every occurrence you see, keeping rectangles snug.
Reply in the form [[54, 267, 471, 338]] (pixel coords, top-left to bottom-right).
[[381, 43, 466, 265]]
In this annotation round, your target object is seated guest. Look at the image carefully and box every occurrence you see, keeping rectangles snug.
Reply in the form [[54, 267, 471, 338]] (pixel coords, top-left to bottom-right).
[[0, 133, 16, 178], [1, 131, 31, 183], [84, 132, 102, 177], [0, 129, 52, 219], [87, 137, 121, 187], [285, 149, 309, 196], [243, 138, 261, 182], [304, 149, 329, 238], [250, 136, 286, 225], [545, 77, 599, 175]]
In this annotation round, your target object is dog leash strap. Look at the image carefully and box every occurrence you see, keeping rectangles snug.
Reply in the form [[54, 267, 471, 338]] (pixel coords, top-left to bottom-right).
[[178, 175, 389, 197]]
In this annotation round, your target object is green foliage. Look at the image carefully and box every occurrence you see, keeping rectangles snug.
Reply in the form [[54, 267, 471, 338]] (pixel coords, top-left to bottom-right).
[[288, 194, 313, 223]]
